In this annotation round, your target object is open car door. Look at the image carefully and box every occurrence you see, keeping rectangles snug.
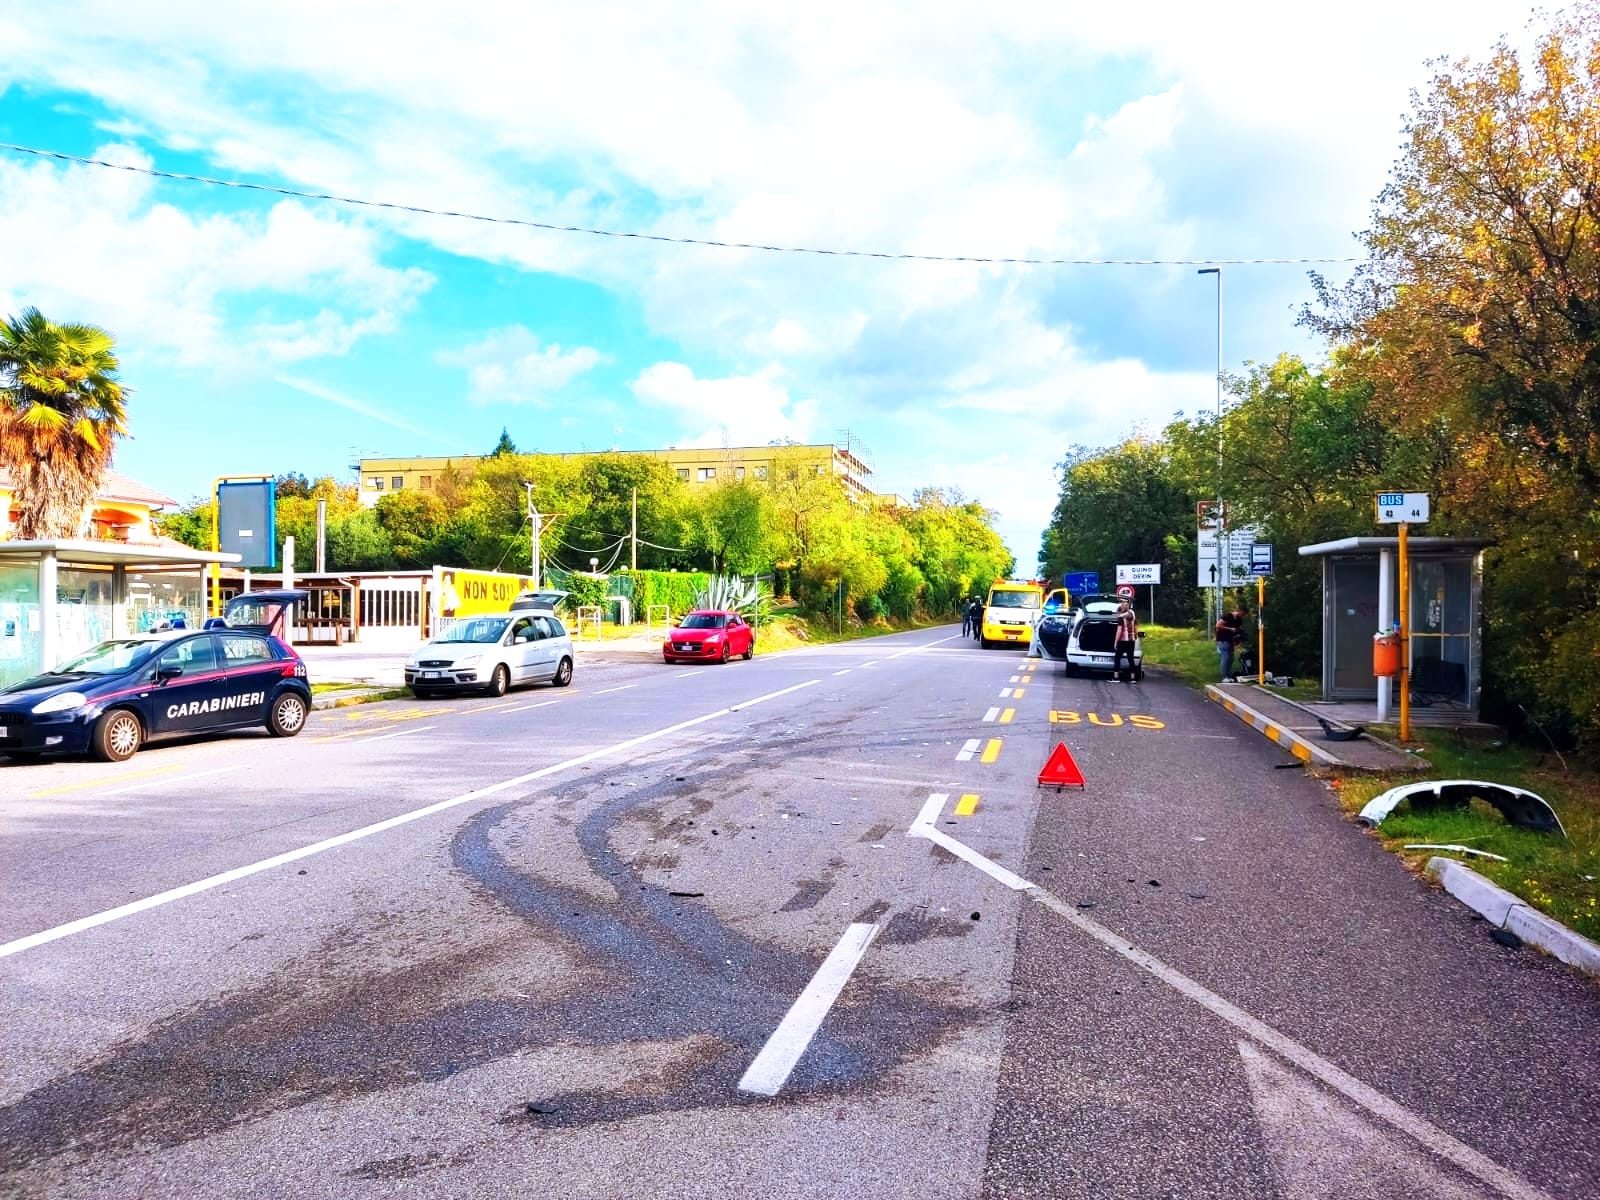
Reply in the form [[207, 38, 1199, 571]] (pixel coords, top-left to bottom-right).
[[220, 589, 308, 640]]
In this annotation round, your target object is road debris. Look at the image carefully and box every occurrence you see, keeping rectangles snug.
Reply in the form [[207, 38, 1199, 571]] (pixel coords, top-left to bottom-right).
[[1357, 779, 1565, 835]]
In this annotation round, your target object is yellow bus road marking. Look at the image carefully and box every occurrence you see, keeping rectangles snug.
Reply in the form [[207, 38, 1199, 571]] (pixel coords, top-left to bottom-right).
[[311, 711, 435, 742], [954, 793, 980, 817], [32, 763, 181, 797], [1049, 710, 1166, 730], [980, 738, 1002, 764], [999, 708, 1015, 724]]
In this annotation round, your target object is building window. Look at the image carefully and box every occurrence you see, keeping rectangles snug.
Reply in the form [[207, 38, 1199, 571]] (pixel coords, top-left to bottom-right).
[[369, 477, 384, 491], [697, 467, 716, 482], [392, 476, 404, 489], [419, 475, 433, 490], [754, 465, 768, 480], [676, 468, 690, 481], [735, 466, 746, 479]]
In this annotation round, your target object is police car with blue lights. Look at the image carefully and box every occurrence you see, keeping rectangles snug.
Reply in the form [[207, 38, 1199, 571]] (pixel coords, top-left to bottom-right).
[[0, 591, 313, 763]]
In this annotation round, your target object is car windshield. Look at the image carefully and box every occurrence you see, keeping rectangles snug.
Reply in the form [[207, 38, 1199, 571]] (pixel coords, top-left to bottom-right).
[[680, 614, 727, 629], [51, 639, 160, 676], [988, 591, 1039, 609], [435, 617, 511, 644]]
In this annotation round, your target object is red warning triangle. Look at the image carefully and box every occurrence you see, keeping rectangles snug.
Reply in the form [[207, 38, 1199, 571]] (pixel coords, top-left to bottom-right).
[[1038, 742, 1085, 789]]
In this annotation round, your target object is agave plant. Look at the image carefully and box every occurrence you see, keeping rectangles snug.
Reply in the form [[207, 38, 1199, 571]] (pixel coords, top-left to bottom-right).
[[693, 574, 772, 623]]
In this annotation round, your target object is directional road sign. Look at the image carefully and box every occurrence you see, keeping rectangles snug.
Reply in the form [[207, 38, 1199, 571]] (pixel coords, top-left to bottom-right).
[[1062, 570, 1100, 595], [1197, 525, 1259, 587]]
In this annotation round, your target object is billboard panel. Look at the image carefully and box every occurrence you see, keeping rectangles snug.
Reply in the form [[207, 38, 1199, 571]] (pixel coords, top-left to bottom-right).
[[432, 567, 539, 625], [217, 480, 277, 569]]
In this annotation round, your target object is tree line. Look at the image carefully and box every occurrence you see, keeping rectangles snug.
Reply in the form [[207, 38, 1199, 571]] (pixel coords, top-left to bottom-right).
[[1042, 7, 1600, 757], [157, 444, 1015, 622]]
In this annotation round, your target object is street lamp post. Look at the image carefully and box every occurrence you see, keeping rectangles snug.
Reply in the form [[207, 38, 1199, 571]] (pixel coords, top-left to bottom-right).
[[1197, 266, 1224, 631]]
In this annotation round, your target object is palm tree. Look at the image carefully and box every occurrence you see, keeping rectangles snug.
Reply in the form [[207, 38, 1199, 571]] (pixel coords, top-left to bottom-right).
[[0, 307, 128, 540]]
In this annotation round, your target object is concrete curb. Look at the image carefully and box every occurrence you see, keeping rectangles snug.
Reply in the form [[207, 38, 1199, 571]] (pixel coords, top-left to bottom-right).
[[1426, 857, 1600, 978], [1203, 685, 1339, 768], [311, 689, 401, 711]]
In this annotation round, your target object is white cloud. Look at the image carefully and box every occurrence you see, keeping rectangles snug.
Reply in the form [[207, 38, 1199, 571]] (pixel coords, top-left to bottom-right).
[[630, 362, 818, 448], [437, 326, 606, 406], [0, 144, 431, 369]]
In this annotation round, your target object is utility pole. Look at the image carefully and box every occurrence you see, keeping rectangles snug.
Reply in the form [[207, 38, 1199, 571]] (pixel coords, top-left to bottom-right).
[[524, 481, 542, 587], [631, 486, 638, 572], [1198, 266, 1224, 626], [315, 498, 327, 574]]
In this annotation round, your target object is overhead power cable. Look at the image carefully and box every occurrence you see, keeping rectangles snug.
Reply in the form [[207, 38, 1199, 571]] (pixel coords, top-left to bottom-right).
[[0, 142, 1359, 267]]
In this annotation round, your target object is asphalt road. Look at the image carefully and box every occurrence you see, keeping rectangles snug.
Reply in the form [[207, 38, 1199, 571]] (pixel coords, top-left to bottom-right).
[[1, 626, 1596, 1199]]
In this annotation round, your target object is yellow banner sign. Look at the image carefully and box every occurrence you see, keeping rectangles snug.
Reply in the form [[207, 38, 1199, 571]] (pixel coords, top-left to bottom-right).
[[433, 567, 537, 621]]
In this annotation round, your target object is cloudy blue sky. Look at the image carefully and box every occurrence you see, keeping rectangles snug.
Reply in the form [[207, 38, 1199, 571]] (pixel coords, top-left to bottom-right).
[[0, 2, 1532, 567]]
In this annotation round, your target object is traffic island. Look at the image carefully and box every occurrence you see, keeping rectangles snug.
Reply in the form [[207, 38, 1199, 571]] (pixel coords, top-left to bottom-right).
[[1205, 682, 1430, 773]]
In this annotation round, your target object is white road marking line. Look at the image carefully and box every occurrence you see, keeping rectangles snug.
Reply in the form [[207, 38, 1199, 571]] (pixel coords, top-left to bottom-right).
[[983, 707, 1000, 722], [907, 813, 1033, 890], [1009, 675, 1020, 683], [105, 765, 242, 796], [0, 678, 822, 960], [738, 922, 881, 1097], [594, 684, 637, 695], [860, 660, 878, 668], [833, 669, 851, 676], [504, 700, 560, 713], [911, 793, 947, 828], [915, 818, 1552, 1200], [956, 738, 980, 762], [998, 688, 1013, 698], [674, 670, 697, 677], [348, 725, 437, 745], [887, 634, 962, 659]]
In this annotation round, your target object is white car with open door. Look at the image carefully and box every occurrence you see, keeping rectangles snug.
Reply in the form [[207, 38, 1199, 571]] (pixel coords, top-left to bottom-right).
[[405, 612, 574, 697]]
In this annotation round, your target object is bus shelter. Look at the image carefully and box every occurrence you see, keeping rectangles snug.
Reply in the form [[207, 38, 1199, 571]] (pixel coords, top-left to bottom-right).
[[1297, 536, 1492, 720], [0, 540, 239, 689]]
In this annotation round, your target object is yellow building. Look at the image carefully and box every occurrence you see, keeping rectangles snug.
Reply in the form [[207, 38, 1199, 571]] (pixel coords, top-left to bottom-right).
[[357, 443, 874, 505], [0, 468, 177, 544]]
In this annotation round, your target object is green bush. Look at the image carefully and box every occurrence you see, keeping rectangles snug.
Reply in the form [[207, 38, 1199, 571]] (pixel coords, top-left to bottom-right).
[[617, 569, 709, 621]]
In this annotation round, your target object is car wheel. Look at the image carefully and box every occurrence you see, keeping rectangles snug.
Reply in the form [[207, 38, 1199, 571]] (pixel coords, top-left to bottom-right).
[[719, 643, 730, 664], [92, 709, 143, 762], [552, 657, 573, 688], [487, 664, 510, 697], [268, 691, 308, 738], [742, 638, 755, 661]]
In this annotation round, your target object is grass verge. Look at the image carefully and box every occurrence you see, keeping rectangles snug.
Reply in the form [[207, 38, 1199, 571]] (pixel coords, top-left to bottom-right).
[[1334, 733, 1600, 941], [1138, 624, 1218, 688]]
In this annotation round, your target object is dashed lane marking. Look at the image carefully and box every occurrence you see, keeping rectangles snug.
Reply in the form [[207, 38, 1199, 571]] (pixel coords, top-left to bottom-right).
[[983, 707, 1001, 722], [999, 708, 1015, 724], [1009, 675, 1021, 683], [504, 700, 561, 713], [956, 739, 980, 763], [860, 661, 878, 668], [347, 725, 438, 746], [0, 678, 823, 960], [833, 669, 851, 676], [738, 921, 881, 1097], [1012, 688, 1026, 699], [594, 684, 637, 696], [31, 763, 181, 797], [980, 738, 1003, 764], [999, 688, 1013, 698], [954, 792, 980, 817], [105, 765, 242, 796], [674, 670, 697, 677]]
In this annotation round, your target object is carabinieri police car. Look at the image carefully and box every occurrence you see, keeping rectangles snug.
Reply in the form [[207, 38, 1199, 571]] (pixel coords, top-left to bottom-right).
[[0, 628, 312, 763]]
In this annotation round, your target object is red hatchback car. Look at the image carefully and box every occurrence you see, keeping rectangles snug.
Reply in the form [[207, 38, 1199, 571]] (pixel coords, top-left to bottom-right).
[[663, 610, 755, 664]]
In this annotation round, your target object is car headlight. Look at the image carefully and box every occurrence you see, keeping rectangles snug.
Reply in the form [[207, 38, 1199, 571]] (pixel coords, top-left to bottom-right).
[[705, 634, 723, 642], [33, 691, 87, 714], [454, 654, 481, 669]]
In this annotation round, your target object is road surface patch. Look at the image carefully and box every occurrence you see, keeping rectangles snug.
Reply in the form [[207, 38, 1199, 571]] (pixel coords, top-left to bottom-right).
[[738, 922, 881, 1097], [0, 678, 822, 960]]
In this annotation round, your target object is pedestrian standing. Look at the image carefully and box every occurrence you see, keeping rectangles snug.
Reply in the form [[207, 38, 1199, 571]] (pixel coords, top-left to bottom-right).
[[1215, 608, 1238, 680], [961, 598, 974, 638], [971, 597, 984, 641], [1113, 599, 1139, 682]]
